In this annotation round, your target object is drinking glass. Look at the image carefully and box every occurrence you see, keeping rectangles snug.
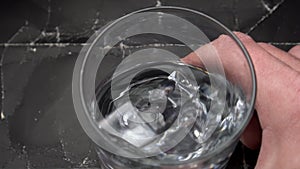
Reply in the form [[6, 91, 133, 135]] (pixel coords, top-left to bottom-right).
[[72, 6, 256, 169]]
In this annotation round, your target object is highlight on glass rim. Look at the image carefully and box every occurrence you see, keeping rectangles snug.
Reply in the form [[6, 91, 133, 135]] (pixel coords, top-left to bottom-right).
[[72, 6, 256, 169]]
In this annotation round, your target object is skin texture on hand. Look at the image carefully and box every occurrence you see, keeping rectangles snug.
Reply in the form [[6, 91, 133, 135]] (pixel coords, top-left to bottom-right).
[[182, 32, 300, 169]]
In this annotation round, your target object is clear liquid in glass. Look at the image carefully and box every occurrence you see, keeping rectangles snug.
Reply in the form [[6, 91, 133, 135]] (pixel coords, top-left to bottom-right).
[[95, 61, 248, 168]]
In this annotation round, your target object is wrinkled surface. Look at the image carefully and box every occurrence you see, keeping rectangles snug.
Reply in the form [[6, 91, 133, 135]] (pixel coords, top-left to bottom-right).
[[0, 0, 299, 168]]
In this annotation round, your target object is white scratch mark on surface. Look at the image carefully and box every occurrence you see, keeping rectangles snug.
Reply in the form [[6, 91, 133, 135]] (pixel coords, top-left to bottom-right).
[[2, 21, 29, 48], [156, 0, 162, 7], [59, 137, 72, 163], [55, 26, 61, 42], [31, 0, 52, 44], [81, 156, 89, 165], [119, 42, 128, 59], [0, 112, 5, 120], [28, 47, 37, 53], [0, 21, 30, 117], [246, 0, 285, 34], [269, 42, 300, 45], [0, 42, 298, 49], [261, 0, 272, 12], [0, 43, 89, 47], [92, 12, 100, 30], [46, 0, 52, 27], [0, 43, 188, 48]]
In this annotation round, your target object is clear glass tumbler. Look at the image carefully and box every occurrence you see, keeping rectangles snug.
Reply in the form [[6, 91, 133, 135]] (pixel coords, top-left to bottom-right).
[[72, 6, 256, 169]]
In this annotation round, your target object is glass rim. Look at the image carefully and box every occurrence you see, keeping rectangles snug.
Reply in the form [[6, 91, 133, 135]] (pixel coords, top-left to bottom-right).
[[73, 5, 257, 164]]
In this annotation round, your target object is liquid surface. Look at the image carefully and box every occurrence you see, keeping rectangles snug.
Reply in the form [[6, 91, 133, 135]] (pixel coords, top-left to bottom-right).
[[95, 61, 248, 165]]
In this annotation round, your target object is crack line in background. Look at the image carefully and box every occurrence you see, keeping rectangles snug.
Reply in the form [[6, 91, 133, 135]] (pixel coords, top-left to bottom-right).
[[246, 0, 286, 34], [0, 21, 30, 120], [1, 42, 300, 48]]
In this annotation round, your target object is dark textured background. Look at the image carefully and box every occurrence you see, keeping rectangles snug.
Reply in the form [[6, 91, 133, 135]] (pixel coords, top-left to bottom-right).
[[0, 0, 299, 168]]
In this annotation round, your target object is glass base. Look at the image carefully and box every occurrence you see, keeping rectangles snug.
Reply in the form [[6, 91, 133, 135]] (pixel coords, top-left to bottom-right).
[[96, 141, 237, 169]]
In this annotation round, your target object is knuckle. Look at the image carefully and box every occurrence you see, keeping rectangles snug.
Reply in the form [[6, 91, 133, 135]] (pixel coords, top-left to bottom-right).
[[217, 34, 231, 41], [215, 34, 235, 46], [234, 32, 253, 43]]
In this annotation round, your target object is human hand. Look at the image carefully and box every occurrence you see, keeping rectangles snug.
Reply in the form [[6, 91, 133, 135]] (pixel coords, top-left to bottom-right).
[[182, 32, 300, 169]]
